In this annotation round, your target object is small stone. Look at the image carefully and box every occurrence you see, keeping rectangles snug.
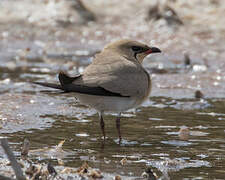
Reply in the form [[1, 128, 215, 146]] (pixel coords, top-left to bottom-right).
[[115, 175, 122, 180], [120, 157, 127, 165], [179, 126, 190, 140]]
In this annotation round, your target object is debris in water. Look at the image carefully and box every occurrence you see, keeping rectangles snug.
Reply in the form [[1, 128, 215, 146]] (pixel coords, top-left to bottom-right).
[[0, 139, 106, 179], [184, 53, 191, 66], [70, 0, 96, 23], [47, 163, 57, 177], [77, 162, 103, 178], [141, 167, 157, 180], [56, 140, 65, 151], [178, 126, 190, 141], [163, 5, 183, 25], [60, 167, 77, 174], [120, 157, 128, 165], [21, 138, 30, 159], [88, 169, 103, 178], [77, 162, 89, 175], [57, 158, 64, 165], [146, 3, 183, 27], [146, 3, 161, 21], [195, 90, 204, 99]]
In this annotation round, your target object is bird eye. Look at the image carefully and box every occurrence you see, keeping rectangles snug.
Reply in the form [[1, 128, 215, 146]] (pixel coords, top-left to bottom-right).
[[131, 46, 143, 52]]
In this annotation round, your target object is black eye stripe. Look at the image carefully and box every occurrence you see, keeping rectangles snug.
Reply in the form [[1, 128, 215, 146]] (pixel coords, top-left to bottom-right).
[[131, 46, 143, 52]]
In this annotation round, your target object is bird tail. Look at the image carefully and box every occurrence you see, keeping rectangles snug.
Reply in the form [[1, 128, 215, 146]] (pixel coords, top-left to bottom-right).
[[33, 72, 80, 92], [58, 71, 79, 85], [32, 82, 63, 90]]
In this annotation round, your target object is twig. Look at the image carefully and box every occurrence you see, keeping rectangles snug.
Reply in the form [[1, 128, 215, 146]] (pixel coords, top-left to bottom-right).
[[21, 138, 30, 159], [0, 139, 26, 180]]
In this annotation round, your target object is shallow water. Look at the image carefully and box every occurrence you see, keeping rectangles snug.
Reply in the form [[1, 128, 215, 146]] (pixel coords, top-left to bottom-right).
[[0, 0, 225, 179], [0, 52, 225, 179]]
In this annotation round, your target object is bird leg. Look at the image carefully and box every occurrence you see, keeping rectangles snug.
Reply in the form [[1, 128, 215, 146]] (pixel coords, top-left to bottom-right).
[[116, 113, 122, 143], [100, 113, 105, 140]]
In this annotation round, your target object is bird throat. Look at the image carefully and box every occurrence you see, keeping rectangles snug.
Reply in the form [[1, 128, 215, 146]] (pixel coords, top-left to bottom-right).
[[135, 53, 147, 63]]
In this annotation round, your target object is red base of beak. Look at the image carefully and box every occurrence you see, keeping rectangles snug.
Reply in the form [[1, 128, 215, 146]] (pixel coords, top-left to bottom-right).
[[145, 47, 161, 54], [145, 49, 153, 54]]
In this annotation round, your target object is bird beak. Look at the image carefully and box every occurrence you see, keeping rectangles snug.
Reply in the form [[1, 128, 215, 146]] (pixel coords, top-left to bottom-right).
[[144, 47, 161, 54]]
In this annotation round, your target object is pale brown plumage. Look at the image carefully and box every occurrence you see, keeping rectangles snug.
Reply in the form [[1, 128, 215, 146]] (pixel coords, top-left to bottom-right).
[[76, 52, 150, 98], [34, 39, 161, 143]]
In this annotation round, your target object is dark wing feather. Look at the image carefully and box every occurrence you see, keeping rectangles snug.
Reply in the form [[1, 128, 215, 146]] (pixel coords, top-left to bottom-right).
[[63, 83, 129, 97], [33, 72, 129, 97], [33, 82, 62, 90], [58, 71, 81, 85]]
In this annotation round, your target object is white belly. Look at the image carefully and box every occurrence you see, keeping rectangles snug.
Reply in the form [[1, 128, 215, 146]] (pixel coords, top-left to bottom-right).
[[75, 93, 139, 113]]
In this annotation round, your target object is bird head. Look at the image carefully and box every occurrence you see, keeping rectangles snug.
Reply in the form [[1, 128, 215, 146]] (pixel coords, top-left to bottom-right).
[[104, 39, 161, 63]]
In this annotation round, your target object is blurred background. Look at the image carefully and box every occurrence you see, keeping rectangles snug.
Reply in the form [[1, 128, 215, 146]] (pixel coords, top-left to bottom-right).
[[0, 0, 225, 179]]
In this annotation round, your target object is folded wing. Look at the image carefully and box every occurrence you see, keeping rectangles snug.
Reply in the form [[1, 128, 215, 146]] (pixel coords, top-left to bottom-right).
[[72, 54, 150, 98]]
